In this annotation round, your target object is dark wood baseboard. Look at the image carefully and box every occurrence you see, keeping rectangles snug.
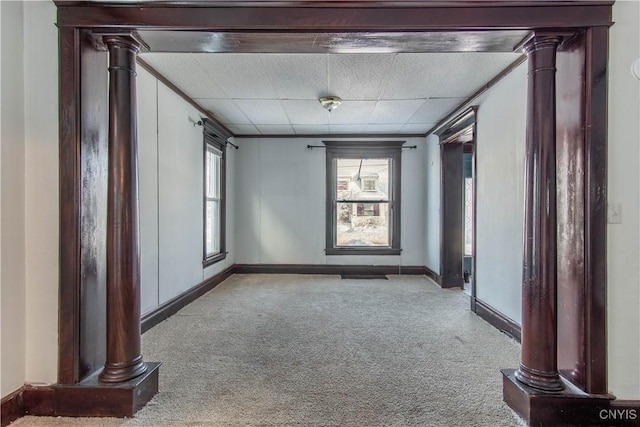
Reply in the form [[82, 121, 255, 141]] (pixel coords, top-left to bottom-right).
[[141, 266, 234, 333], [501, 369, 640, 426], [233, 263, 427, 276], [424, 266, 441, 285], [473, 298, 521, 342], [1, 387, 25, 427]]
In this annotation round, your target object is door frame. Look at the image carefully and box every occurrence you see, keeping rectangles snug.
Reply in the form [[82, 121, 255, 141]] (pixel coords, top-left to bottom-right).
[[54, 0, 612, 420]]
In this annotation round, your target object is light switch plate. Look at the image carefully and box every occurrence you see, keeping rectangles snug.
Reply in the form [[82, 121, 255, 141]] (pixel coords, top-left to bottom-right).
[[607, 203, 622, 224]]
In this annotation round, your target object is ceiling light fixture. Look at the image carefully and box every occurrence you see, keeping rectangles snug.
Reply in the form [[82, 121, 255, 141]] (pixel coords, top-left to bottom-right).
[[319, 96, 342, 112]]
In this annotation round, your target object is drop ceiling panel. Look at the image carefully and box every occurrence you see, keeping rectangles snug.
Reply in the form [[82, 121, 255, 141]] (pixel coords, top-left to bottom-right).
[[140, 54, 229, 99], [294, 124, 329, 135], [196, 99, 251, 125], [407, 98, 466, 124], [234, 100, 290, 125], [327, 101, 376, 125], [369, 100, 425, 124], [401, 123, 436, 133], [365, 124, 404, 133], [140, 49, 522, 137], [328, 54, 395, 100], [261, 54, 328, 99], [195, 54, 278, 99], [255, 124, 295, 135], [379, 53, 450, 100], [226, 124, 260, 135], [380, 52, 520, 100], [427, 53, 520, 98], [281, 100, 330, 125], [328, 124, 368, 134]]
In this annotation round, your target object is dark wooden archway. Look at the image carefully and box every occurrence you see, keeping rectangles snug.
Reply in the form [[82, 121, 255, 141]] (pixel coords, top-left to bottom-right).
[[53, 2, 613, 425]]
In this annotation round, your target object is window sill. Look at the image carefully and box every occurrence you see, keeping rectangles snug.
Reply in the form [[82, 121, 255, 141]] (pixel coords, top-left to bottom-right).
[[203, 252, 227, 267], [325, 248, 402, 256]]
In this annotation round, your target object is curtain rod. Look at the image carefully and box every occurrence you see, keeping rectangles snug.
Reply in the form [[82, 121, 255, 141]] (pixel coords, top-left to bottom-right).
[[307, 145, 417, 149]]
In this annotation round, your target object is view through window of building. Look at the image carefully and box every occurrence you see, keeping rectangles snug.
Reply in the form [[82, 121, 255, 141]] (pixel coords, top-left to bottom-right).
[[203, 121, 227, 266], [324, 141, 402, 255], [205, 144, 222, 257], [336, 158, 390, 247]]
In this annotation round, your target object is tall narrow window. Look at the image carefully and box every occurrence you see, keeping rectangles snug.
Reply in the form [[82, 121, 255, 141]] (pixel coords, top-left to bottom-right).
[[203, 123, 227, 266], [324, 141, 403, 255]]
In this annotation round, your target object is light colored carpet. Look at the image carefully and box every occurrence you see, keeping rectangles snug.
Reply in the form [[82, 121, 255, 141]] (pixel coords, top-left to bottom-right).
[[13, 274, 525, 427]]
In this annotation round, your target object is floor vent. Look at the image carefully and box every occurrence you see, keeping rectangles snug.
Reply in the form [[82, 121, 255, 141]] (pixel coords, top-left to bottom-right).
[[341, 274, 388, 280]]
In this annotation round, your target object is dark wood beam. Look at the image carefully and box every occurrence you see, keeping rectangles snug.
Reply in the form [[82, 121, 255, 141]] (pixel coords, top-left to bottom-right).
[[55, 2, 613, 31], [136, 30, 530, 53]]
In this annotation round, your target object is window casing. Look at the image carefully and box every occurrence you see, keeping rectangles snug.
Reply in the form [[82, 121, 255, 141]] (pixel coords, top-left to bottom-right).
[[203, 128, 227, 266], [324, 141, 403, 255]]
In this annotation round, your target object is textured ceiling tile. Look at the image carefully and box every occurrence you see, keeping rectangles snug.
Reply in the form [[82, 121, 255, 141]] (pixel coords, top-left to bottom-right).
[[195, 54, 277, 99], [261, 54, 328, 99], [196, 98, 252, 124], [369, 99, 426, 124], [328, 54, 395, 100], [234, 100, 290, 125], [142, 51, 520, 136], [140, 53, 229, 99], [328, 124, 368, 134], [428, 53, 521, 98], [226, 124, 260, 135], [255, 124, 295, 135], [401, 123, 434, 134], [407, 98, 466, 124], [380, 52, 519, 100], [364, 124, 404, 134], [293, 125, 330, 135], [281, 100, 330, 125], [327, 101, 376, 125], [379, 53, 447, 100]]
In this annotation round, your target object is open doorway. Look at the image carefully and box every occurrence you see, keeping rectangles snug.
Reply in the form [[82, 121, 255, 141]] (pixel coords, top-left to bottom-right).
[[437, 108, 476, 295], [462, 144, 475, 296]]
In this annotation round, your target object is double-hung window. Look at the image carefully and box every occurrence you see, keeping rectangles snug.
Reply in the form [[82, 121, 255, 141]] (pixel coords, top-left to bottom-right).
[[324, 141, 403, 255], [203, 121, 227, 266]]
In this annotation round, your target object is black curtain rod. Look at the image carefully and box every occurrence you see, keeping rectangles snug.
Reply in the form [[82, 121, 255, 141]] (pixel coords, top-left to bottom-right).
[[307, 144, 417, 149], [195, 120, 239, 149]]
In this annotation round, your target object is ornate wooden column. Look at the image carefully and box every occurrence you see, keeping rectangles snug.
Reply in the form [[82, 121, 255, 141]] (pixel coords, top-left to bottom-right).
[[514, 34, 564, 392], [503, 29, 616, 426], [100, 35, 147, 383]]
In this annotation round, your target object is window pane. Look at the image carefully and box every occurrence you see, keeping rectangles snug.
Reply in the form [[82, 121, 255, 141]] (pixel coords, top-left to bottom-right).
[[206, 146, 222, 199], [336, 202, 389, 247], [205, 200, 220, 255], [336, 158, 389, 201]]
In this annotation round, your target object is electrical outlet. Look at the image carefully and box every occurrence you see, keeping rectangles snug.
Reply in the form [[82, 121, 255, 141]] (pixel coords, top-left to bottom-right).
[[607, 203, 622, 224]]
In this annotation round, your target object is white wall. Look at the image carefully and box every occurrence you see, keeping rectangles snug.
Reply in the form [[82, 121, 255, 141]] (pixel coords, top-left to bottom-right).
[[474, 62, 527, 324], [235, 137, 426, 267], [137, 68, 237, 315], [157, 83, 205, 302], [138, 67, 160, 315], [607, 0, 640, 400], [23, 0, 59, 385], [424, 134, 440, 273], [0, 0, 58, 397], [1, 0, 27, 398]]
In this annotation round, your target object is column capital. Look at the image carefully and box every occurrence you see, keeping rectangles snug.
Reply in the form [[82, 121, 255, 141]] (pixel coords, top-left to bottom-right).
[[100, 32, 149, 53], [517, 32, 569, 55]]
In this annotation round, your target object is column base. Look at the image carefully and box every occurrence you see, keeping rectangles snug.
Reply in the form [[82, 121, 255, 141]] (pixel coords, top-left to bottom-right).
[[514, 363, 564, 391], [99, 355, 148, 383], [52, 362, 160, 417], [502, 369, 616, 426]]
